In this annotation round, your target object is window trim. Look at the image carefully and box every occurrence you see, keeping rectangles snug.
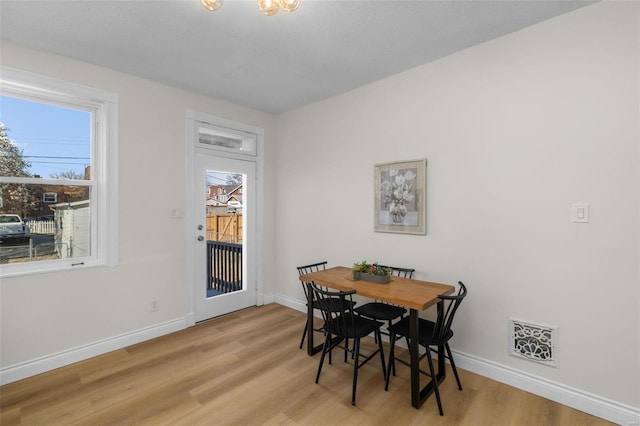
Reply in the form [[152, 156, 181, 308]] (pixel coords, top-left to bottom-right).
[[0, 66, 119, 277]]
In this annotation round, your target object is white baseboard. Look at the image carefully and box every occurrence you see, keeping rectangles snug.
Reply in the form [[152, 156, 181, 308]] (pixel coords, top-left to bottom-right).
[[452, 350, 640, 426], [263, 293, 276, 305], [274, 294, 306, 312], [0, 317, 187, 385], [185, 312, 196, 327]]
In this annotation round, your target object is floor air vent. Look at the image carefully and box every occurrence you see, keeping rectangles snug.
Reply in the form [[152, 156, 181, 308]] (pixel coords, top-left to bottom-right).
[[509, 318, 557, 367]]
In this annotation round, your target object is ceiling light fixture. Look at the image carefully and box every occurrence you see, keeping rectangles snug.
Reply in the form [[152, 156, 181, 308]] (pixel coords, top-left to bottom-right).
[[201, 0, 223, 11], [201, 0, 300, 16]]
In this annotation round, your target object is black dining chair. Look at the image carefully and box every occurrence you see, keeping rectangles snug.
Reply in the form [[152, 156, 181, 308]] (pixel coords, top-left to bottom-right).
[[354, 265, 415, 341], [310, 282, 387, 405], [297, 261, 356, 350], [385, 281, 467, 416]]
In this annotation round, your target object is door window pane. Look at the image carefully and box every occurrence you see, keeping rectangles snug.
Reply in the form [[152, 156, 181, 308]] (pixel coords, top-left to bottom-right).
[[205, 171, 243, 298]]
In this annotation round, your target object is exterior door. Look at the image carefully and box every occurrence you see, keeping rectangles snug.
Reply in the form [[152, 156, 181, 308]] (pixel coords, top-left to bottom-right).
[[194, 153, 257, 322]]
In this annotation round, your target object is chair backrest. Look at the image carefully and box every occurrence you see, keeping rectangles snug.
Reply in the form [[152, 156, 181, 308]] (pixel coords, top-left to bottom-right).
[[297, 261, 328, 276], [432, 281, 467, 344], [309, 282, 357, 336], [297, 261, 328, 301], [380, 265, 415, 279]]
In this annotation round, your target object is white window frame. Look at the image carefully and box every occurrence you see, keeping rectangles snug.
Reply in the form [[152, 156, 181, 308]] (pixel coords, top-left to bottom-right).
[[0, 66, 119, 277], [42, 192, 57, 203]]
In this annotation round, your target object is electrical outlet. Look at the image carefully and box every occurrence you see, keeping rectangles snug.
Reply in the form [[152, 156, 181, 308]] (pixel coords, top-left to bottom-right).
[[169, 208, 183, 219], [151, 299, 159, 312]]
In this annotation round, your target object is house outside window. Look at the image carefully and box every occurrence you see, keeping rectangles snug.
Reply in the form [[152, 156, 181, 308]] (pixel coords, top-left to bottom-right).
[[0, 67, 118, 277]]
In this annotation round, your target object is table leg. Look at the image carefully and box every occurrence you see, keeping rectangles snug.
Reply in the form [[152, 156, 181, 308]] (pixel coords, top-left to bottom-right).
[[436, 300, 446, 383], [306, 282, 315, 355], [409, 309, 420, 408]]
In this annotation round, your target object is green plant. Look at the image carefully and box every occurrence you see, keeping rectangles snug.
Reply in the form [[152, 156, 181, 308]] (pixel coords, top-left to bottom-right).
[[352, 261, 391, 276]]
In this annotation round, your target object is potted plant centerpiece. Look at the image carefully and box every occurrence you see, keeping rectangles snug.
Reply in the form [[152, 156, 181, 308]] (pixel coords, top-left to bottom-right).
[[352, 261, 392, 284]]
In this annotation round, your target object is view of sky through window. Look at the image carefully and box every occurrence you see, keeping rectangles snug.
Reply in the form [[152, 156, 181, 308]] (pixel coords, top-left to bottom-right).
[[0, 95, 91, 179], [207, 171, 238, 186]]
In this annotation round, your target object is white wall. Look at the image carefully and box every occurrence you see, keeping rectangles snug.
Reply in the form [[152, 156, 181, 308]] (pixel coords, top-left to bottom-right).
[[0, 41, 277, 371], [275, 1, 639, 410]]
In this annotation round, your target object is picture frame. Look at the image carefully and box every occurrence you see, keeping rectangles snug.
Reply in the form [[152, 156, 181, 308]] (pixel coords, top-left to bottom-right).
[[374, 159, 427, 235]]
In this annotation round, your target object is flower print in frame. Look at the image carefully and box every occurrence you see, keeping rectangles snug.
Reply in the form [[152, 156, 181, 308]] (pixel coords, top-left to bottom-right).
[[374, 159, 426, 235]]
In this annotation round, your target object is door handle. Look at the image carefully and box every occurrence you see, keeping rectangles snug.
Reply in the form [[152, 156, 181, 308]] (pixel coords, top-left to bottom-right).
[[197, 236, 204, 241]]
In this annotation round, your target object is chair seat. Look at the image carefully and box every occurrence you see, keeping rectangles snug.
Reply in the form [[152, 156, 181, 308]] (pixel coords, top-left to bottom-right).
[[387, 316, 454, 346], [355, 302, 407, 321], [323, 314, 384, 339]]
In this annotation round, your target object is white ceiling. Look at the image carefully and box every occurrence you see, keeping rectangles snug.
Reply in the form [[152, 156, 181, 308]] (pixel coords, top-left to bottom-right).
[[0, 0, 595, 114]]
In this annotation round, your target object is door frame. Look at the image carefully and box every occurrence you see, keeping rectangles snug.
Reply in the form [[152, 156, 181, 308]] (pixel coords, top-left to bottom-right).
[[184, 110, 265, 327]]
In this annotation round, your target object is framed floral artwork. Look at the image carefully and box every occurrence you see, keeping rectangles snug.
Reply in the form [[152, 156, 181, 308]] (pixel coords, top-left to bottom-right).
[[374, 159, 427, 235]]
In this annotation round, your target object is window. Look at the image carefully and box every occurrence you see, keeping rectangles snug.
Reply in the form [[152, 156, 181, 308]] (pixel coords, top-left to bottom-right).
[[0, 67, 118, 276], [43, 192, 57, 203]]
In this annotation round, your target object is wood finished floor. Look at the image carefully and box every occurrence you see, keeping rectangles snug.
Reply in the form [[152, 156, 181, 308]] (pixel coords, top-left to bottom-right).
[[0, 304, 614, 425]]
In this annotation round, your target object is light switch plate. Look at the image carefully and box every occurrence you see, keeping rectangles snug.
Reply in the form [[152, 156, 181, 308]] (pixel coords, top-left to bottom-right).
[[571, 203, 589, 223]]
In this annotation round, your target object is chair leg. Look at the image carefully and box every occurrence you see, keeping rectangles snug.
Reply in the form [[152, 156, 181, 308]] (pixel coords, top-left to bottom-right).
[[352, 337, 360, 405], [386, 320, 397, 376], [299, 318, 308, 349], [315, 333, 331, 384], [445, 343, 463, 390], [344, 338, 349, 363], [376, 329, 386, 381], [425, 348, 444, 416], [385, 332, 396, 391]]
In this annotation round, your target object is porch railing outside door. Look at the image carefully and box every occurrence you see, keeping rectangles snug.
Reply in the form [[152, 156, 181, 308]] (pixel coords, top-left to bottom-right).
[[207, 240, 242, 296]]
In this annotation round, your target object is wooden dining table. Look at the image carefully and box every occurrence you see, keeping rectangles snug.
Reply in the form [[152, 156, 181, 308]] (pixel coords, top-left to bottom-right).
[[298, 266, 455, 409]]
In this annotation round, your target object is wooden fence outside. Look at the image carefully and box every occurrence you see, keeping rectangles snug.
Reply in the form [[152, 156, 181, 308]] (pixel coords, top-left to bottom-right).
[[206, 213, 243, 243]]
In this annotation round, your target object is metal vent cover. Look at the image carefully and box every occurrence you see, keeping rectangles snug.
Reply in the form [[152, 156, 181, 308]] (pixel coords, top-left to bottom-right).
[[509, 318, 557, 367]]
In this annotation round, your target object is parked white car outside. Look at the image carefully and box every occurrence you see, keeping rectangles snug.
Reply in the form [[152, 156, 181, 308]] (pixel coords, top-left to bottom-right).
[[0, 214, 31, 243]]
